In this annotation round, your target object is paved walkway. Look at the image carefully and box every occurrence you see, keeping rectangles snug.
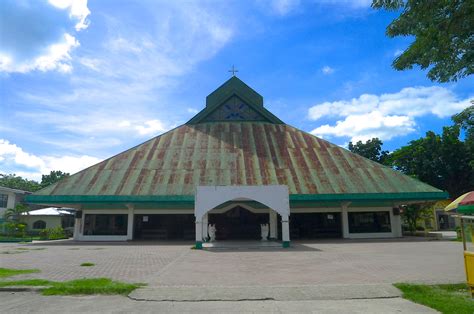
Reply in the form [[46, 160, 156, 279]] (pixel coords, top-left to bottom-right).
[[0, 239, 464, 285], [1, 292, 436, 313]]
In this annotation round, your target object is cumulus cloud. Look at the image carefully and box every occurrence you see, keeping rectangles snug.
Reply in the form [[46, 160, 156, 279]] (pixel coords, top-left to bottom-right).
[[135, 120, 169, 136], [0, 139, 101, 181], [0, 0, 89, 73], [269, 0, 301, 16], [322, 66, 334, 75], [308, 86, 472, 141]]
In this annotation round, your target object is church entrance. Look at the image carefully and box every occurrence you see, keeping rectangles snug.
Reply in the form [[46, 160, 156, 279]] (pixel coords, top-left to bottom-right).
[[133, 214, 195, 240], [209, 206, 269, 240]]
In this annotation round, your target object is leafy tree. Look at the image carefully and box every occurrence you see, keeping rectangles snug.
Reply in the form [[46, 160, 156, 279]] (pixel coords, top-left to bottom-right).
[[388, 125, 473, 198], [40, 170, 70, 188], [372, 0, 474, 82], [401, 203, 434, 233], [348, 138, 390, 164], [453, 104, 474, 139], [0, 174, 41, 192]]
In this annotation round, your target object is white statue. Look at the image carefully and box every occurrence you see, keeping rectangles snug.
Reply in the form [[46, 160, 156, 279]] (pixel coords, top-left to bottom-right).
[[260, 224, 269, 241], [208, 224, 216, 242]]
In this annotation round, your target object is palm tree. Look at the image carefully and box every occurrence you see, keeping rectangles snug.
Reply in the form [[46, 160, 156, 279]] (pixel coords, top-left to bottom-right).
[[3, 204, 29, 222]]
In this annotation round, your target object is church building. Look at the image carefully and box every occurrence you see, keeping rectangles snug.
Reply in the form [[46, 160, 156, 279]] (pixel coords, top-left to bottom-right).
[[27, 76, 447, 248]]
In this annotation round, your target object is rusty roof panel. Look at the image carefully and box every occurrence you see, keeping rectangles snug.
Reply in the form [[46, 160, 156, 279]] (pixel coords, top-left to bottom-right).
[[36, 122, 443, 197]]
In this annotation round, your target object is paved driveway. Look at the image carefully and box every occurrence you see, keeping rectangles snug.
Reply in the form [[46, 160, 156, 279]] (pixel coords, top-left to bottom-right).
[[0, 238, 464, 286]]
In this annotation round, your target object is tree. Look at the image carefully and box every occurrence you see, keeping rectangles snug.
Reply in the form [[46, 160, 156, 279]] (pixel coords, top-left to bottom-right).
[[388, 125, 473, 198], [452, 104, 474, 139], [401, 203, 434, 233], [372, 0, 474, 82], [3, 203, 29, 222], [348, 138, 389, 164], [0, 174, 41, 192], [40, 170, 70, 188]]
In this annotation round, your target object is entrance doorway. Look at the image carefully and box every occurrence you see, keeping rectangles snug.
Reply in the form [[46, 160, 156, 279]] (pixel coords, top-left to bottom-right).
[[134, 214, 194, 240], [290, 213, 342, 239], [209, 206, 268, 240]]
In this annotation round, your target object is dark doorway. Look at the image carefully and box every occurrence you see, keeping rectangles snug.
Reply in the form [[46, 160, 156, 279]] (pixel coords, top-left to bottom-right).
[[209, 206, 268, 240], [134, 214, 194, 240], [290, 213, 342, 239]]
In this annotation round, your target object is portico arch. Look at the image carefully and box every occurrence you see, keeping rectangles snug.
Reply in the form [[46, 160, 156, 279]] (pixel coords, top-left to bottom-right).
[[195, 185, 290, 248]]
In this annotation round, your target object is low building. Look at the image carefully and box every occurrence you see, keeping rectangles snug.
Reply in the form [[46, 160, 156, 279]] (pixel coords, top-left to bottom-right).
[[27, 77, 448, 246], [21, 207, 75, 233], [0, 186, 30, 217]]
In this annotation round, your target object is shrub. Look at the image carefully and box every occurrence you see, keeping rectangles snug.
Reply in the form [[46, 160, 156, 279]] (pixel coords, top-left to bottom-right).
[[5, 222, 27, 238], [39, 226, 67, 240]]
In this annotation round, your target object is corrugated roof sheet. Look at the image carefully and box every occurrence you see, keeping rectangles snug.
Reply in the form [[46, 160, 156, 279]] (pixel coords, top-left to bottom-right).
[[36, 122, 442, 197]]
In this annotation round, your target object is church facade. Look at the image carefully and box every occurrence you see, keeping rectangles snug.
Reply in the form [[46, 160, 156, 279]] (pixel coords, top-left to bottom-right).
[[27, 77, 447, 247]]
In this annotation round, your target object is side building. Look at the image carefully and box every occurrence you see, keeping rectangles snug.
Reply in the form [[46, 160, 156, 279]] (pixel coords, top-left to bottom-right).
[[27, 77, 448, 246]]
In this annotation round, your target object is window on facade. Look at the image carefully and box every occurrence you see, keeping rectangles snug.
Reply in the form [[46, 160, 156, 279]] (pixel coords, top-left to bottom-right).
[[33, 220, 46, 229], [83, 214, 128, 236], [0, 194, 8, 208], [348, 211, 391, 233]]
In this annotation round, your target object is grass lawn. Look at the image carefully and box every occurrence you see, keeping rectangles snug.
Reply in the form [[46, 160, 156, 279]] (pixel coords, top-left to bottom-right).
[[80, 262, 95, 267], [0, 268, 40, 278], [0, 268, 145, 296], [395, 283, 474, 314]]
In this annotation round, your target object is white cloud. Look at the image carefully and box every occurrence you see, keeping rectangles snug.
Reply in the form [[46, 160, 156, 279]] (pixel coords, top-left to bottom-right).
[[322, 65, 334, 75], [187, 108, 199, 114], [0, 139, 101, 181], [311, 111, 416, 142], [394, 49, 404, 57], [268, 0, 301, 16], [308, 86, 473, 141], [135, 120, 168, 136], [0, 0, 89, 73]]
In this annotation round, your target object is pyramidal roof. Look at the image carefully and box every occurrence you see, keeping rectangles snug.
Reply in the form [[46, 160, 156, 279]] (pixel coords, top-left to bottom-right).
[[29, 77, 447, 206]]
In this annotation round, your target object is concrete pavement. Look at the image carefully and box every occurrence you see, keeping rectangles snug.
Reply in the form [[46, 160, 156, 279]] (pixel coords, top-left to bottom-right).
[[0, 291, 436, 313]]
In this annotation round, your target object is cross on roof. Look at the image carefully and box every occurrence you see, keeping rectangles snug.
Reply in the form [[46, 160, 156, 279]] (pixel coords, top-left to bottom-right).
[[228, 65, 238, 77]]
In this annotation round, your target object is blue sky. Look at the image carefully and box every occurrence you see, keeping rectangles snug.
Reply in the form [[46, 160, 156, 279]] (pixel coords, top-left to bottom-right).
[[0, 0, 473, 181]]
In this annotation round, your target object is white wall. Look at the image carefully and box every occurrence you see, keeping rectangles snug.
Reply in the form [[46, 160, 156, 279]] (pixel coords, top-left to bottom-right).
[[0, 191, 17, 216], [22, 215, 62, 231]]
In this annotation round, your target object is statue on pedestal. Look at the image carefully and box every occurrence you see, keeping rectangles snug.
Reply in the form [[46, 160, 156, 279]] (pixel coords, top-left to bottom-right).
[[260, 223, 269, 241], [208, 224, 216, 242]]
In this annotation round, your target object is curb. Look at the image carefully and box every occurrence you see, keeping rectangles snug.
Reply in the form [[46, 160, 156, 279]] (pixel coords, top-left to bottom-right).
[[0, 286, 46, 292]]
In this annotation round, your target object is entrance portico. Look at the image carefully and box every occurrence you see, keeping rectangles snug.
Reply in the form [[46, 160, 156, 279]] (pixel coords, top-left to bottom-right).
[[194, 185, 290, 248]]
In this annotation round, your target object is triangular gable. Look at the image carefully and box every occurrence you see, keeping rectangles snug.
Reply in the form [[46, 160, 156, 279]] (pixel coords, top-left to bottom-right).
[[187, 77, 284, 124]]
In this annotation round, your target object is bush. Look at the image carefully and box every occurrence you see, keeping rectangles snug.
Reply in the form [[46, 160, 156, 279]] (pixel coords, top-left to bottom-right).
[[416, 226, 425, 231], [5, 222, 27, 238], [39, 226, 67, 240]]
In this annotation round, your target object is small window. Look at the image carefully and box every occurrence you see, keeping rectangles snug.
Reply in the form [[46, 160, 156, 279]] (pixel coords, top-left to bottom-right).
[[33, 220, 46, 229], [0, 194, 8, 208]]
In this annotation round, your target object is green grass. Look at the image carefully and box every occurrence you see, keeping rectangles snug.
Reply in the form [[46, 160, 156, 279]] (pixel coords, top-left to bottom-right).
[[0, 279, 52, 287], [0, 275, 145, 296], [80, 262, 95, 267], [395, 283, 474, 314], [1, 250, 27, 254], [0, 268, 40, 278], [16, 247, 46, 251], [41, 278, 145, 296]]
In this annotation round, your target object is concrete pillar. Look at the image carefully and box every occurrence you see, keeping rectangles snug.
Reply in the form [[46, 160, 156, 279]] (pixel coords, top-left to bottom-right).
[[127, 205, 134, 240], [195, 217, 203, 249], [341, 203, 349, 238], [73, 218, 81, 240], [269, 210, 277, 239], [202, 214, 208, 241], [281, 214, 290, 248]]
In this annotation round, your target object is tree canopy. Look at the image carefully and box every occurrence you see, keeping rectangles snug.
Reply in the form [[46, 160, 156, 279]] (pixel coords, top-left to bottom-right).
[[372, 0, 474, 82], [348, 138, 389, 164], [40, 170, 70, 189], [0, 170, 70, 192]]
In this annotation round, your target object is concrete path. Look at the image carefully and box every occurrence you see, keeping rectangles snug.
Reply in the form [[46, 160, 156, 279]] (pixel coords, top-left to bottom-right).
[[129, 284, 401, 301], [0, 292, 437, 313]]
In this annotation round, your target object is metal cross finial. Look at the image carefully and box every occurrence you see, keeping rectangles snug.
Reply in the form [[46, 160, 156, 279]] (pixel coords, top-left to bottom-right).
[[228, 65, 238, 77]]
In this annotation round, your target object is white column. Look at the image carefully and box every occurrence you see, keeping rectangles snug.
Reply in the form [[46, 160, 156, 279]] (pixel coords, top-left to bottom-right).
[[391, 209, 402, 237], [281, 214, 290, 248], [202, 214, 208, 241], [195, 217, 203, 249], [127, 205, 134, 240], [269, 210, 277, 239], [341, 203, 350, 238], [73, 218, 81, 240]]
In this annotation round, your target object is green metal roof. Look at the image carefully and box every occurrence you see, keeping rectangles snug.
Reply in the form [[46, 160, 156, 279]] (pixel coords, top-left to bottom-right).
[[29, 122, 446, 204], [28, 77, 447, 206]]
